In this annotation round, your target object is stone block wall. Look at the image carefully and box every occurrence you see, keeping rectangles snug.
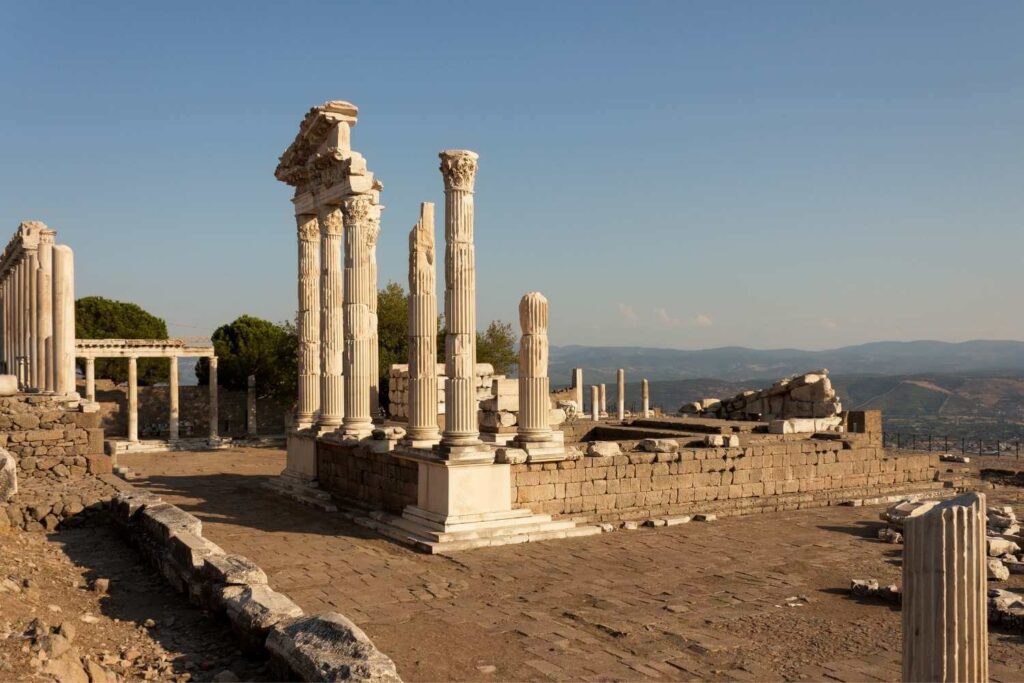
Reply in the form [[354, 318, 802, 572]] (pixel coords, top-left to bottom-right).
[[317, 441, 417, 515], [511, 439, 940, 522]]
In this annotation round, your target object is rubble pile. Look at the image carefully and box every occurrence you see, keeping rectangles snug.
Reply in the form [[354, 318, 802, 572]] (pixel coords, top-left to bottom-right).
[[678, 370, 843, 432]]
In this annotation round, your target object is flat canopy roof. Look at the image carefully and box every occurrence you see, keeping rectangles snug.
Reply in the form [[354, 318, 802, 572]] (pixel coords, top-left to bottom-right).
[[75, 338, 215, 359]]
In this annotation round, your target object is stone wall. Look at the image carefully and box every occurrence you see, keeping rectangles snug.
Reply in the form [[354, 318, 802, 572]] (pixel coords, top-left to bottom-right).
[[510, 438, 940, 522], [317, 441, 417, 515], [387, 362, 495, 420]]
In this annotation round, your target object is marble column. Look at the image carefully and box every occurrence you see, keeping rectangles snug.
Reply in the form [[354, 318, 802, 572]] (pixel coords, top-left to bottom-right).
[[37, 231, 54, 392], [616, 368, 625, 421], [368, 211, 381, 420], [341, 195, 375, 439], [85, 358, 96, 401], [295, 213, 321, 429], [902, 492, 988, 683], [208, 356, 219, 440], [51, 245, 76, 396], [599, 383, 607, 417], [16, 262, 24, 385], [26, 250, 39, 388], [168, 358, 179, 441], [642, 378, 651, 418], [247, 374, 258, 437], [317, 205, 344, 430], [127, 355, 139, 443], [572, 368, 584, 415], [439, 150, 482, 453], [404, 202, 440, 446], [591, 385, 600, 422], [516, 292, 552, 444]]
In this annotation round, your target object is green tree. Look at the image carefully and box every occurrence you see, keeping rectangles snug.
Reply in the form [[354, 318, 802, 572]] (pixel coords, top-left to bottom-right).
[[75, 296, 169, 385], [376, 281, 409, 384], [477, 320, 518, 376], [195, 315, 297, 398]]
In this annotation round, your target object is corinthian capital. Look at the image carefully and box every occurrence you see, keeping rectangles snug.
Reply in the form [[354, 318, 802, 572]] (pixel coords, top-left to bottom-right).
[[439, 150, 479, 192], [296, 214, 319, 242], [341, 194, 373, 225], [319, 206, 343, 237]]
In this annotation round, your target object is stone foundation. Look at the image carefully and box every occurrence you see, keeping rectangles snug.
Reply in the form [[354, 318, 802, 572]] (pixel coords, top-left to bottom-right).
[[317, 440, 417, 515]]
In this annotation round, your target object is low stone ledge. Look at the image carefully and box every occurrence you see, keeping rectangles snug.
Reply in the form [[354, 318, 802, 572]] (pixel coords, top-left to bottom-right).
[[267, 612, 402, 682], [138, 501, 203, 542], [203, 553, 268, 586], [220, 584, 304, 647]]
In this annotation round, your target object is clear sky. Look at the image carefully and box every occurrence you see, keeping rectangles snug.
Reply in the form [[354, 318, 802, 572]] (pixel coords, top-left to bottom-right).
[[2, 2, 1022, 350]]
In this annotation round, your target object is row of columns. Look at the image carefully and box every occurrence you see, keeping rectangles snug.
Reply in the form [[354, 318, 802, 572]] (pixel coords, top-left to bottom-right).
[[0, 222, 76, 396], [83, 355, 217, 443], [571, 368, 653, 419]]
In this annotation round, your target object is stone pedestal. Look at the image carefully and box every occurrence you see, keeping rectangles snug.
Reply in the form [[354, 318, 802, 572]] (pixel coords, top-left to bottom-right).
[[902, 492, 988, 683]]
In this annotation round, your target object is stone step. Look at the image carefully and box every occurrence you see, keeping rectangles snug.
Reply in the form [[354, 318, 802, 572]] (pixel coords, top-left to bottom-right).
[[387, 514, 576, 543]]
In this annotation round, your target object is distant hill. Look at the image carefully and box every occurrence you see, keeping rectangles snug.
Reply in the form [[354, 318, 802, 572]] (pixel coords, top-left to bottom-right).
[[550, 340, 1024, 385]]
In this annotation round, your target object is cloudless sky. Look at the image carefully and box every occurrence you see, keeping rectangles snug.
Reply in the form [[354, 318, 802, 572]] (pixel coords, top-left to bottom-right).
[[2, 1, 1022, 350]]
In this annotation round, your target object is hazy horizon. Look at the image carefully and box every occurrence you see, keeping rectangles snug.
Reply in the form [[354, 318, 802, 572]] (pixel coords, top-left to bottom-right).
[[3, 2, 1022, 350]]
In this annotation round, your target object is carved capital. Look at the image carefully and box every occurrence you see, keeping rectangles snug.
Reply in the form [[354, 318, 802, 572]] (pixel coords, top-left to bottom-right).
[[365, 214, 381, 250], [319, 207, 343, 237], [342, 194, 373, 225], [439, 150, 479, 192], [296, 214, 319, 242]]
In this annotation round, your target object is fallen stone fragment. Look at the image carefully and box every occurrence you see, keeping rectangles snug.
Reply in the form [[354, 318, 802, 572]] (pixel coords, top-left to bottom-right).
[[621, 521, 639, 530], [221, 584, 303, 638], [640, 438, 678, 453], [877, 527, 903, 544], [664, 516, 692, 526], [988, 558, 1010, 581], [987, 537, 1021, 557], [586, 441, 620, 457], [597, 523, 615, 533], [643, 519, 667, 528], [850, 578, 901, 604], [693, 514, 716, 522], [266, 612, 401, 683], [91, 578, 110, 594], [494, 448, 527, 465], [939, 454, 970, 463], [880, 499, 938, 529]]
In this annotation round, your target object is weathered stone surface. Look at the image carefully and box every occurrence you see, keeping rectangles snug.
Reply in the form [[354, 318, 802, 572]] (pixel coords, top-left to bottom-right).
[[267, 612, 402, 683], [169, 530, 225, 572], [221, 584, 304, 636], [204, 553, 267, 586], [640, 438, 678, 453], [494, 448, 527, 465], [0, 375, 17, 396], [988, 536, 1021, 557], [0, 448, 16, 502], [587, 441, 620, 457], [880, 499, 939, 529], [988, 557, 1010, 581], [139, 502, 202, 542]]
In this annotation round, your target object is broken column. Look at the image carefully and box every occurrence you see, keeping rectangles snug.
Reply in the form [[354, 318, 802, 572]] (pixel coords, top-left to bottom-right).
[[403, 203, 440, 447], [902, 492, 988, 682], [295, 214, 321, 429], [247, 374, 258, 438], [341, 195, 375, 440], [127, 355, 139, 443], [317, 205, 344, 432], [438, 150, 483, 457], [642, 378, 651, 418], [513, 292, 564, 461], [599, 383, 607, 418], [208, 356, 219, 441], [168, 358, 179, 441], [84, 358, 96, 402], [51, 245, 76, 397], [591, 385, 600, 422], [616, 368, 625, 421], [36, 228, 53, 391]]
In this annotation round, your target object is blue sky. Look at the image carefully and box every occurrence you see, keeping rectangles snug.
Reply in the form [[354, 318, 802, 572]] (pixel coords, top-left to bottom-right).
[[2, 2, 1022, 350]]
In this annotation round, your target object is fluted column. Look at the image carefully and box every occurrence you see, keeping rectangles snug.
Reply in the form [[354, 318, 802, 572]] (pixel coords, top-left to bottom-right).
[[439, 150, 481, 451], [591, 385, 600, 421], [127, 355, 139, 443], [16, 261, 25, 386], [367, 210, 381, 419], [51, 245, 76, 396], [208, 356, 219, 440], [85, 358, 96, 401], [902, 492, 988, 683], [516, 292, 552, 443], [26, 249, 39, 388], [642, 378, 651, 418], [317, 205, 344, 429], [572, 368, 584, 414], [295, 214, 321, 429], [341, 195, 375, 439], [404, 202, 440, 445], [37, 231, 54, 392], [599, 383, 607, 418], [616, 368, 625, 421], [168, 357, 179, 441]]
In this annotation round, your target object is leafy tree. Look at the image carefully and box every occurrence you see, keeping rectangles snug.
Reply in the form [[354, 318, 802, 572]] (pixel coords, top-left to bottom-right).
[[377, 281, 409, 384], [477, 320, 518, 376], [75, 296, 169, 385], [195, 315, 297, 399]]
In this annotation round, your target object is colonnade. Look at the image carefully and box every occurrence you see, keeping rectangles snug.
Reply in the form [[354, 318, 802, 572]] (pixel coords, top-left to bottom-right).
[[0, 221, 77, 395]]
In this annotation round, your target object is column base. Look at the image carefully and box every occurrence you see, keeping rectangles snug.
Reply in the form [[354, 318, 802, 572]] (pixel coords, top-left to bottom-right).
[[480, 432, 516, 446], [433, 442, 494, 463], [341, 423, 375, 441], [400, 436, 441, 450], [514, 432, 567, 463]]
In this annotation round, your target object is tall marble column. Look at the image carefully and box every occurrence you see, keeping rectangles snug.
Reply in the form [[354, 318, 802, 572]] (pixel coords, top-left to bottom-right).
[[208, 356, 219, 440], [616, 368, 625, 421], [642, 378, 651, 418], [51, 245, 76, 396], [367, 210, 381, 420], [37, 231, 54, 392], [295, 213, 321, 429], [317, 205, 344, 430], [85, 358, 96, 401], [340, 195, 375, 439], [590, 385, 600, 422], [168, 357, 179, 441], [599, 383, 607, 417], [439, 150, 482, 454], [26, 250, 39, 388], [404, 202, 440, 446], [127, 355, 139, 443], [572, 368, 584, 414], [247, 374, 258, 437], [902, 492, 988, 683], [516, 292, 552, 444]]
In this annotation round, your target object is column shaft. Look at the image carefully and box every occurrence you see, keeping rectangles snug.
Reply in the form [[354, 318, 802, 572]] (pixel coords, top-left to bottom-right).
[[295, 214, 321, 428], [599, 383, 607, 417], [127, 356, 139, 443], [27, 251, 38, 389], [591, 386, 600, 421], [341, 195, 375, 438], [85, 358, 96, 401], [51, 246, 76, 396], [37, 233, 54, 392], [439, 150, 481, 449], [168, 358, 179, 441], [405, 203, 440, 443], [318, 206, 344, 428], [572, 368, 584, 414], [208, 357, 219, 440], [642, 378, 651, 418], [516, 292, 552, 442], [902, 492, 988, 682], [616, 368, 625, 421], [247, 374, 258, 437]]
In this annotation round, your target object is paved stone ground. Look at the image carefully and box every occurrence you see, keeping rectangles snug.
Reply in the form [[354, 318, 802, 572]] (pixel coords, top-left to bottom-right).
[[121, 448, 1024, 682]]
